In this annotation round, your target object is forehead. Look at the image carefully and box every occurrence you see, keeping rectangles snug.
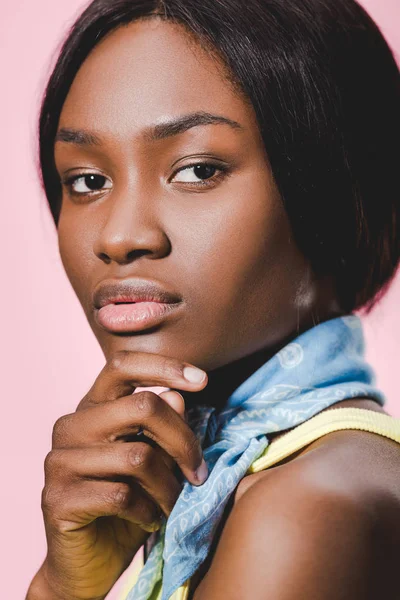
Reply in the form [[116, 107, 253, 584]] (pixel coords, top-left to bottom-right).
[[59, 18, 258, 138]]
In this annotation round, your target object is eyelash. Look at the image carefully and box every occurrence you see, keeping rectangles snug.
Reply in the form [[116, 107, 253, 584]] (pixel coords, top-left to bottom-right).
[[61, 161, 230, 198]]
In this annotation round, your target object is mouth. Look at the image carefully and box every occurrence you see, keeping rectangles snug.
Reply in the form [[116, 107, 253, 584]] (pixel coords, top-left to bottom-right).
[[95, 300, 183, 333], [92, 278, 183, 333]]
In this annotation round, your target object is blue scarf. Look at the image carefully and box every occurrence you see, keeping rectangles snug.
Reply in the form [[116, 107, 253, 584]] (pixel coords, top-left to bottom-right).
[[126, 315, 385, 600]]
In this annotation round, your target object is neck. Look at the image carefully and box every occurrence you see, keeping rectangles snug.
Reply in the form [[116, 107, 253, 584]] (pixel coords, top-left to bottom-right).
[[181, 336, 291, 412], [182, 348, 262, 412], [181, 306, 344, 412]]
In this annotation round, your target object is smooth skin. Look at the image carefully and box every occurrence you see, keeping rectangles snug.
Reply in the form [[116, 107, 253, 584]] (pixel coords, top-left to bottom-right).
[[27, 16, 400, 600]]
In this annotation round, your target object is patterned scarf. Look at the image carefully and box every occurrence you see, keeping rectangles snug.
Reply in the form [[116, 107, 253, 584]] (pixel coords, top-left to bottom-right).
[[126, 315, 385, 600]]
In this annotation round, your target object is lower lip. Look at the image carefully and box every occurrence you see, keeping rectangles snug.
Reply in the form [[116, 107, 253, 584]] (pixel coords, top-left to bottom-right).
[[96, 301, 181, 333]]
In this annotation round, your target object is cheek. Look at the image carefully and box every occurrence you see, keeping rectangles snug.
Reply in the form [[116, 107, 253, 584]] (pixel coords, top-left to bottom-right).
[[186, 173, 300, 302], [57, 211, 95, 302], [179, 174, 308, 348]]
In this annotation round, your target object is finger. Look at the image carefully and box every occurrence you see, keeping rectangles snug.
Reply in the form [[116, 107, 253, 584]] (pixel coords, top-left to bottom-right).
[[77, 350, 207, 410], [158, 390, 186, 419], [53, 391, 185, 449], [52, 392, 208, 486], [42, 478, 163, 534], [156, 390, 185, 470], [44, 443, 182, 517]]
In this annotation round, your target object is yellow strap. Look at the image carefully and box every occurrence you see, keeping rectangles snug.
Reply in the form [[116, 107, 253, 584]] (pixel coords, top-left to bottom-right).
[[120, 553, 144, 599], [119, 552, 190, 600], [120, 407, 400, 599], [248, 407, 400, 473]]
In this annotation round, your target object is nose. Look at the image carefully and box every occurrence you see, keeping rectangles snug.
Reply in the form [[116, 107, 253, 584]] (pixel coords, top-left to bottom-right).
[[93, 188, 170, 265]]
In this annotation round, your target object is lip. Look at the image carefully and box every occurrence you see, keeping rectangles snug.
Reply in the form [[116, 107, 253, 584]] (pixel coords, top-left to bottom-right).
[[93, 278, 183, 333]]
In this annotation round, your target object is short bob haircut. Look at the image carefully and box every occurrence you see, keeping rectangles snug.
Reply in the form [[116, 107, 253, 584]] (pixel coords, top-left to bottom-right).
[[38, 0, 400, 314]]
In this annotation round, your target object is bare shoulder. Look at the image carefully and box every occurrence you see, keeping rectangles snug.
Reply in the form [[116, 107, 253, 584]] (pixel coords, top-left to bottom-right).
[[236, 399, 400, 517], [193, 426, 400, 600]]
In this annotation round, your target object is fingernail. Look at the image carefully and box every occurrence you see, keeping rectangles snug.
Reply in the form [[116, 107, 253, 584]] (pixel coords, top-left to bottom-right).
[[194, 458, 208, 485], [183, 366, 206, 383]]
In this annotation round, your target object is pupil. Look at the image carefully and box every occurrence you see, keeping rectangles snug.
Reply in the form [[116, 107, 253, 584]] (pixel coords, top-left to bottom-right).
[[86, 174, 105, 190], [194, 164, 216, 180]]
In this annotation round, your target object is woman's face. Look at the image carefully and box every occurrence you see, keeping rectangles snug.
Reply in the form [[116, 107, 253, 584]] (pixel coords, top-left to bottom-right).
[[54, 18, 320, 370]]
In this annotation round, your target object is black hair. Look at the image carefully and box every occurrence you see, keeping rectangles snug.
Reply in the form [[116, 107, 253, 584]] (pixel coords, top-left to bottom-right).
[[38, 0, 400, 313]]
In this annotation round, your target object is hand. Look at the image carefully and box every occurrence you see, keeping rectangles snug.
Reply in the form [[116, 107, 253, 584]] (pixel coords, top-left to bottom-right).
[[35, 351, 209, 600]]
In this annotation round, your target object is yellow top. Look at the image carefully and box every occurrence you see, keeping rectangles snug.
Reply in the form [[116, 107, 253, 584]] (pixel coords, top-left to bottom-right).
[[119, 407, 400, 600]]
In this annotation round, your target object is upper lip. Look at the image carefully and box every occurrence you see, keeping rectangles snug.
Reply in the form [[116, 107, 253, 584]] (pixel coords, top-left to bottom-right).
[[93, 278, 182, 309]]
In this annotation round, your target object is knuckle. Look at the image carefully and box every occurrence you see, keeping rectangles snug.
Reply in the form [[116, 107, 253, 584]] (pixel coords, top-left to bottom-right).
[[51, 414, 72, 447], [44, 449, 67, 478], [128, 442, 154, 471], [158, 355, 183, 381], [43, 451, 54, 476], [76, 393, 95, 411], [107, 350, 130, 373], [108, 484, 131, 512], [133, 391, 159, 420], [41, 482, 63, 513]]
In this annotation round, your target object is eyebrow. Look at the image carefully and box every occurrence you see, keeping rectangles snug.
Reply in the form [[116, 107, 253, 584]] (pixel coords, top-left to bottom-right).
[[55, 111, 244, 146]]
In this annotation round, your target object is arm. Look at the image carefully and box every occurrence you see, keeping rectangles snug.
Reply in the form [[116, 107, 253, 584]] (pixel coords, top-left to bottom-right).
[[194, 468, 376, 600]]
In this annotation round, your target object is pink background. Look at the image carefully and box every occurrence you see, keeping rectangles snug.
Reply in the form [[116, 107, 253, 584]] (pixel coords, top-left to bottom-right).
[[2, 1, 399, 598]]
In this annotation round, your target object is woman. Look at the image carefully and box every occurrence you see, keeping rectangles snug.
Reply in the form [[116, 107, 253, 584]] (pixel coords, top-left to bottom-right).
[[27, 0, 400, 599]]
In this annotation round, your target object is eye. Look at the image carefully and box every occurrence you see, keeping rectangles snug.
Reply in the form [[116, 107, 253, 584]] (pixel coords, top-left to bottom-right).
[[170, 162, 228, 187], [62, 173, 112, 196]]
